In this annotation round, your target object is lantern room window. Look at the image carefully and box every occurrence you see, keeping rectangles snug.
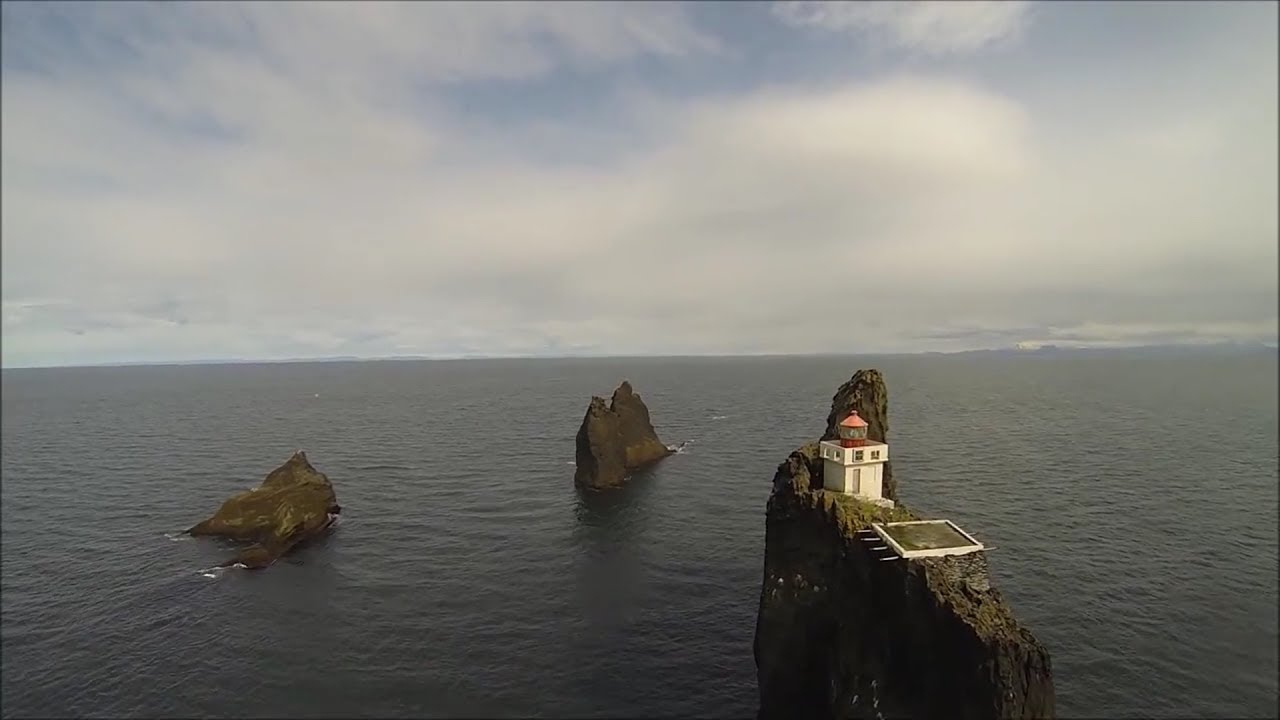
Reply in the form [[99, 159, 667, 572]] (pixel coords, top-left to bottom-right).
[[837, 425, 868, 441]]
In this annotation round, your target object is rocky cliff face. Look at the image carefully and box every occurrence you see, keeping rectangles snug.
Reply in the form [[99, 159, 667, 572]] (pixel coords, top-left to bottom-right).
[[754, 370, 1055, 719], [188, 450, 341, 569], [574, 380, 673, 488]]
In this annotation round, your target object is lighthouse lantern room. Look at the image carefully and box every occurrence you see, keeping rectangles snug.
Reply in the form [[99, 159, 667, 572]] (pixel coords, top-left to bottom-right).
[[820, 411, 893, 508]]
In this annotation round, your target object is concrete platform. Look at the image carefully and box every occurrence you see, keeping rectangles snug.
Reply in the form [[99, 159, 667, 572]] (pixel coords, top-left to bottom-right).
[[871, 519, 984, 559]]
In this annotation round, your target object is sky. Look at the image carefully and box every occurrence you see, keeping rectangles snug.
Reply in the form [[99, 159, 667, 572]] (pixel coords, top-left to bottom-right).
[[1, 1, 1277, 368]]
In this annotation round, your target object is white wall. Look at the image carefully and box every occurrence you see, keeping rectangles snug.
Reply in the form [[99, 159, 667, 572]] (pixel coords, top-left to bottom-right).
[[860, 463, 883, 499], [818, 440, 888, 465], [823, 455, 887, 499]]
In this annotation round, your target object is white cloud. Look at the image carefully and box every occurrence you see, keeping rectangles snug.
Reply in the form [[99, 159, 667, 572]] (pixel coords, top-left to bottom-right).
[[771, 0, 1031, 55], [1, 2, 1276, 367]]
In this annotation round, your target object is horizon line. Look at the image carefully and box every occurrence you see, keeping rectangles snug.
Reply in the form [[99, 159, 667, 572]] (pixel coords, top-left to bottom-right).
[[2, 341, 1275, 371]]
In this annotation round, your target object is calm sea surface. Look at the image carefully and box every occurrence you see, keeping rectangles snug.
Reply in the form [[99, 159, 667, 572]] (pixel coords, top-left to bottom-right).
[[2, 353, 1277, 718]]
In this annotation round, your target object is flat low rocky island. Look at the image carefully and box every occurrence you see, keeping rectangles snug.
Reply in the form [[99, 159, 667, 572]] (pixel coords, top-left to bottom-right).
[[574, 380, 673, 489], [187, 450, 341, 569]]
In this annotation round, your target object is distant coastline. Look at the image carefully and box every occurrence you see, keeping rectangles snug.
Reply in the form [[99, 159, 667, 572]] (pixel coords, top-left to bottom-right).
[[2, 342, 1275, 372], [926, 341, 1279, 357]]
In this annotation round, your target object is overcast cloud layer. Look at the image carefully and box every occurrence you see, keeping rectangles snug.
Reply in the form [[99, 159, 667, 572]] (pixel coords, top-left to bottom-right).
[[2, 1, 1276, 367]]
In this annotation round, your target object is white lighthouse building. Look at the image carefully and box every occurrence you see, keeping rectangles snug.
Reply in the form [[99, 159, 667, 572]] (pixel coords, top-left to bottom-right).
[[819, 411, 894, 508]]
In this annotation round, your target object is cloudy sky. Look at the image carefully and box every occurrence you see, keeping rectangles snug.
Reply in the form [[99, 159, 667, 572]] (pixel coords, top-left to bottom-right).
[[2, 1, 1276, 367]]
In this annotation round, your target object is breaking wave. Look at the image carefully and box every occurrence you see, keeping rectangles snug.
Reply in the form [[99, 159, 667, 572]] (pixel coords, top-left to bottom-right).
[[197, 563, 247, 579]]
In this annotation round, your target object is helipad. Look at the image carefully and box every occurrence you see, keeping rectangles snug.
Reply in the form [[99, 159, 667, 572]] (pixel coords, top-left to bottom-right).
[[871, 519, 985, 559]]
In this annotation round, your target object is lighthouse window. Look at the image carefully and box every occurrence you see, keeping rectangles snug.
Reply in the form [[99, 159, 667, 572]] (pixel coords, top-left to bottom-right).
[[872, 451, 880, 459], [854, 451, 864, 461]]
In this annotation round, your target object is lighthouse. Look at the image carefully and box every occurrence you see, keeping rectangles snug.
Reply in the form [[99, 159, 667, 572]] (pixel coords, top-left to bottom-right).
[[819, 411, 894, 508]]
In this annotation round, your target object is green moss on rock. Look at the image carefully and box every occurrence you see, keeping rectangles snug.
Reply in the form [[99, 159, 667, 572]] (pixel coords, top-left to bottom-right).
[[188, 450, 341, 569]]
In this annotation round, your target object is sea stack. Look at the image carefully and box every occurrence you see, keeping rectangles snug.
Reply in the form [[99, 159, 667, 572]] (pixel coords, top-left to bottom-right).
[[574, 380, 673, 488], [187, 450, 342, 569], [753, 369, 1055, 719]]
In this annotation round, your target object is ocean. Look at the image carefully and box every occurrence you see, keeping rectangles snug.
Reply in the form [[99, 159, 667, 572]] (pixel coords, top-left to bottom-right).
[[1, 352, 1276, 718]]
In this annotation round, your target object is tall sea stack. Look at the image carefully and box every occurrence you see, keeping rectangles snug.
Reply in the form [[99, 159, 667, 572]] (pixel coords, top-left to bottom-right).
[[574, 380, 672, 488], [753, 369, 1055, 719]]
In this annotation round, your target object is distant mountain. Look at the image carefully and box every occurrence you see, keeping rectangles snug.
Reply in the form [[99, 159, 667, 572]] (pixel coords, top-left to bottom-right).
[[9, 343, 1275, 371], [954, 341, 1277, 357], [72, 355, 366, 368]]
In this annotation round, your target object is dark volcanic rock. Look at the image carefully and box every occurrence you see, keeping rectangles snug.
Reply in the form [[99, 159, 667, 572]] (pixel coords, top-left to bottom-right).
[[754, 370, 1055, 720], [574, 380, 673, 488], [187, 450, 341, 569]]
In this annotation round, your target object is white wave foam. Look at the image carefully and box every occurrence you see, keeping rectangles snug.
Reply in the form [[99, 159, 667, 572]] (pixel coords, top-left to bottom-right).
[[197, 562, 248, 579], [566, 461, 576, 466], [669, 440, 693, 454], [711, 415, 728, 420], [164, 532, 190, 542]]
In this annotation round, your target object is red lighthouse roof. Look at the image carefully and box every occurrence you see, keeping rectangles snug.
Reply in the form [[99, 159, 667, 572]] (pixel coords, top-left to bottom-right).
[[840, 412, 868, 428]]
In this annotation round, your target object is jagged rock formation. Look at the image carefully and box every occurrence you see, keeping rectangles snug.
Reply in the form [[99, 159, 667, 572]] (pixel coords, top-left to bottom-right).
[[187, 450, 341, 569], [574, 380, 673, 488], [754, 370, 1055, 720]]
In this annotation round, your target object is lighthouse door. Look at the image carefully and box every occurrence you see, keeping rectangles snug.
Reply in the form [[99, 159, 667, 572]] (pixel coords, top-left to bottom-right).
[[848, 467, 861, 495]]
